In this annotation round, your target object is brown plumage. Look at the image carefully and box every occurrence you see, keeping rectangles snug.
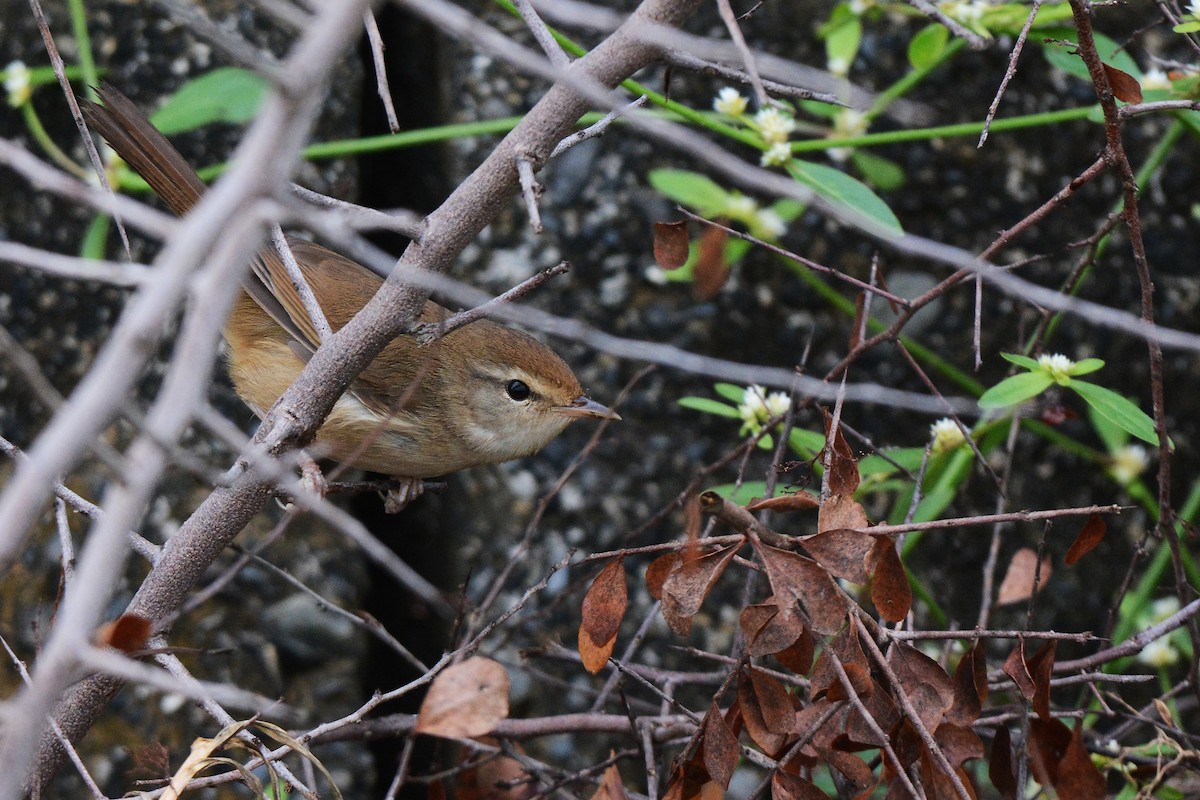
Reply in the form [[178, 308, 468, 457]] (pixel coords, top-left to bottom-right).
[[84, 85, 617, 478]]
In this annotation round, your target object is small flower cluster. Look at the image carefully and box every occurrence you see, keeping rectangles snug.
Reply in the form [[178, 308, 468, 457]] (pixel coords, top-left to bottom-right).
[[1037, 353, 1076, 384], [5, 60, 30, 108], [712, 87, 797, 168], [929, 418, 966, 453], [738, 385, 791, 436], [1136, 597, 1184, 669]]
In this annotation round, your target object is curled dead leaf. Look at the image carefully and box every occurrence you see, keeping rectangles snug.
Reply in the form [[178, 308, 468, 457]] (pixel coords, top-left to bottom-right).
[[653, 220, 689, 270]]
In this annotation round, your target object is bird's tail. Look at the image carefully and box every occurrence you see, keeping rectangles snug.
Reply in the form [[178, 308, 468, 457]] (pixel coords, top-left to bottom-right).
[[82, 83, 207, 217]]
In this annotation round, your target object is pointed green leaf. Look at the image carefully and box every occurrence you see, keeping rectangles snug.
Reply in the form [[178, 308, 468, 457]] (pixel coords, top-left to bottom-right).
[[789, 427, 827, 457], [999, 352, 1041, 371], [787, 160, 902, 237], [647, 169, 731, 217], [1174, 20, 1200, 33], [714, 383, 748, 404], [1087, 401, 1128, 455], [1069, 358, 1105, 376], [150, 68, 269, 134], [707, 481, 769, 505], [908, 24, 949, 71], [851, 150, 905, 191], [1070, 381, 1158, 445], [678, 397, 742, 418], [978, 372, 1054, 409]]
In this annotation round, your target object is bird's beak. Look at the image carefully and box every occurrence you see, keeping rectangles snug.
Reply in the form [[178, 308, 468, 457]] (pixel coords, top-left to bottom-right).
[[553, 395, 622, 421]]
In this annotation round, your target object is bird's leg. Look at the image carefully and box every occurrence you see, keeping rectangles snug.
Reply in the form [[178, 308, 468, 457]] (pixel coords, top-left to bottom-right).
[[298, 452, 330, 500]]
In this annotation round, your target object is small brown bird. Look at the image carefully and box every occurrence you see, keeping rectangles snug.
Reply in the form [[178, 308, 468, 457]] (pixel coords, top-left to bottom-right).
[[84, 85, 617, 495]]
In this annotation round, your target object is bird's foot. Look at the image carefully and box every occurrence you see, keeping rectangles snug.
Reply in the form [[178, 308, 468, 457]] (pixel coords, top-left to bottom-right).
[[298, 453, 330, 500], [383, 476, 425, 513]]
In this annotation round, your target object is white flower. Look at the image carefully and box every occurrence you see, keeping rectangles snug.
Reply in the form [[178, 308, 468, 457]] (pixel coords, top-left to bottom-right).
[[941, 0, 987, 25], [1150, 596, 1180, 623], [764, 391, 791, 418], [930, 418, 965, 453], [724, 194, 758, 217], [1108, 444, 1148, 485], [5, 60, 30, 108], [1137, 637, 1179, 668], [713, 87, 748, 116], [848, 0, 871, 13], [760, 141, 793, 167], [753, 209, 786, 240], [740, 385, 769, 421], [834, 108, 868, 138], [1140, 67, 1172, 91], [827, 56, 851, 77], [1190, 0, 1200, 19], [754, 107, 796, 145], [1037, 353, 1075, 383]]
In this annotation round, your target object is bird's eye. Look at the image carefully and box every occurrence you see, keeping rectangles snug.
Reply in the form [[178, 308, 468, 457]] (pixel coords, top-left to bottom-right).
[[505, 379, 531, 402]]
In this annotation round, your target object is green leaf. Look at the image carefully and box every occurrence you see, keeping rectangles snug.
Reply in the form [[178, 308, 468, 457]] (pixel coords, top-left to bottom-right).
[[858, 447, 929, 478], [789, 427, 827, 458], [758, 434, 774, 450], [978, 371, 1054, 409], [850, 150, 905, 191], [786, 160, 902, 237], [706, 481, 769, 505], [1174, 20, 1200, 33], [908, 24, 949, 71], [1070, 381, 1158, 445], [647, 169, 731, 217], [1070, 357, 1105, 376], [150, 68, 269, 134], [1042, 29, 1141, 82], [79, 214, 111, 260], [825, 15, 861, 68], [678, 397, 742, 418], [714, 383, 747, 404], [1087, 400, 1128, 455], [999, 352, 1041, 371]]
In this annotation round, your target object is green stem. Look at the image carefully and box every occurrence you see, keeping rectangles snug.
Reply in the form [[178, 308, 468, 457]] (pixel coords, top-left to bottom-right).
[[66, 0, 99, 100], [22, 102, 88, 178]]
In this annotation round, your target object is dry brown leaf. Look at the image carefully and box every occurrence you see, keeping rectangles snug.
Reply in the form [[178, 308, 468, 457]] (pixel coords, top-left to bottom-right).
[[1103, 63, 1143, 104], [817, 493, 870, 534], [734, 671, 792, 758], [800, 527, 872, 584], [1027, 640, 1056, 721], [989, 724, 1017, 800], [1027, 717, 1072, 789], [771, 771, 827, 800], [646, 552, 681, 600], [466, 749, 534, 800], [811, 620, 869, 701], [653, 220, 689, 270], [739, 597, 804, 657], [661, 544, 740, 636], [1065, 514, 1105, 565], [773, 626, 815, 674], [746, 492, 820, 513], [822, 411, 860, 495], [888, 644, 954, 733], [934, 722, 985, 771], [755, 543, 848, 635], [590, 761, 630, 800], [693, 224, 729, 300], [947, 640, 986, 726], [95, 613, 152, 654], [580, 559, 627, 674], [416, 657, 510, 739], [996, 547, 1051, 605], [1002, 643, 1035, 702], [1055, 721, 1106, 800], [869, 536, 912, 622], [701, 703, 739, 790], [842, 683, 898, 749]]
